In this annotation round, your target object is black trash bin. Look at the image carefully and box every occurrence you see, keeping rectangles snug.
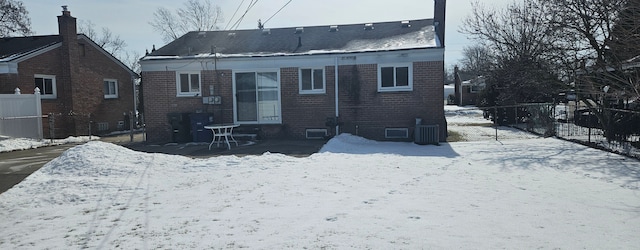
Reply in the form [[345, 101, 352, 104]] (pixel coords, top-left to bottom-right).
[[190, 113, 214, 142], [168, 113, 191, 143]]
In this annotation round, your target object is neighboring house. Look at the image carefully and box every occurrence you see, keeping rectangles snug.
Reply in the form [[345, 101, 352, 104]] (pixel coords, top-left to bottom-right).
[[140, 0, 447, 143], [453, 66, 485, 106], [0, 7, 137, 138]]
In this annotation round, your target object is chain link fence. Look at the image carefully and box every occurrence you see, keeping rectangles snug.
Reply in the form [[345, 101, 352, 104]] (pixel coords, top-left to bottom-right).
[[446, 103, 640, 159]]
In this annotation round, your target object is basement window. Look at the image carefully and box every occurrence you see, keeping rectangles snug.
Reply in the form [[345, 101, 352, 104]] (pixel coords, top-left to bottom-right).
[[385, 128, 409, 139], [97, 122, 109, 131], [306, 129, 327, 139]]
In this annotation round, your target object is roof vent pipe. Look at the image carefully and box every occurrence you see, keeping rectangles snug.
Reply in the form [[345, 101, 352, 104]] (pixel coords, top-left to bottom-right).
[[297, 36, 302, 47]]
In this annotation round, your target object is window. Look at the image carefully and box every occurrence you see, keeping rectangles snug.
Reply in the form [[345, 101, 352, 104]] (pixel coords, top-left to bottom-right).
[[378, 64, 412, 92], [34, 75, 56, 99], [97, 122, 109, 131], [470, 85, 484, 93], [103, 79, 118, 99], [385, 128, 409, 139], [299, 68, 325, 94], [176, 72, 201, 97], [234, 71, 281, 124]]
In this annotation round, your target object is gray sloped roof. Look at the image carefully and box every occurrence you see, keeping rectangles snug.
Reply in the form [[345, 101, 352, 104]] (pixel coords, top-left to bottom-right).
[[147, 18, 438, 59], [0, 35, 61, 61]]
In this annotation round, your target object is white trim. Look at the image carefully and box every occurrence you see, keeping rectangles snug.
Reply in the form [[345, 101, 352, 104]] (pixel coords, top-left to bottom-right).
[[8, 43, 62, 64], [175, 71, 202, 97], [141, 48, 444, 72], [298, 68, 326, 94], [377, 63, 413, 92], [103, 78, 119, 99], [34, 74, 57, 99], [0, 43, 62, 74], [232, 69, 282, 125]]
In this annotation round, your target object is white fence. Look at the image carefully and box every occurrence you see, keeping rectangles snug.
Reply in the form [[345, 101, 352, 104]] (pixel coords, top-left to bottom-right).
[[0, 88, 43, 139]]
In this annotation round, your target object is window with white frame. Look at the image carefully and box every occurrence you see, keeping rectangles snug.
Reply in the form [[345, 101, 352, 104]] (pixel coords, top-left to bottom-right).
[[103, 79, 118, 99], [378, 64, 412, 92], [299, 68, 325, 94], [234, 71, 281, 124], [34, 74, 56, 99], [176, 72, 201, 97]]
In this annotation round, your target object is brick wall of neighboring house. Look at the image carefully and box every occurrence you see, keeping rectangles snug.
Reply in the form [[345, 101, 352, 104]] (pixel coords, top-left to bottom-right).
[[75, 40, 135, 135], [14, 47, 73, 138], [0, 11, 134, 138], [0, 74, 19, 93], [12, 44, 134, 138], [460, 86, 479, 106], [143, 60, 446, 142]]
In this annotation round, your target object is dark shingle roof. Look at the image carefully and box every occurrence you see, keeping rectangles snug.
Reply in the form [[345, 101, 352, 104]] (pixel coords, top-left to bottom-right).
[[148, 18, 437, 58], [0, 35, 61, 60]]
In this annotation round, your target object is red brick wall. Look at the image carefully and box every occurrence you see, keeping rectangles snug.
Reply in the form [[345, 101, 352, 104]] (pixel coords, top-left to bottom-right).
[[280, 67, 336, 138], [143, 60, 447, 142], [142, 70, 235, 142], [2, 42, 134, 138]]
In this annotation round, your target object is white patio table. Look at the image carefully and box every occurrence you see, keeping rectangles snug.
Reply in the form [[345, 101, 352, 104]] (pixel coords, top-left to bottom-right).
[[204, 123, 240, 150]]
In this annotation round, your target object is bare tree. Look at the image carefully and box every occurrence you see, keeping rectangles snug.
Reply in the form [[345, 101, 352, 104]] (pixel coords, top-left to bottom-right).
[[121, 50, 142, 74], [0, 0, 31, 37], [541, 0, 640, 141], [541, 0, 639, 103], [459, 45, 493, 76], [460, 0, 565, 107], [149, 0, 224, 43], [78, 20, 126, 58]]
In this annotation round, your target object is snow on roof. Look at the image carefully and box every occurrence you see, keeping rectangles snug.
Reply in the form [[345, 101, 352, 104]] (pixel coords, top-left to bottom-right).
[[143, 19, 438, 61]]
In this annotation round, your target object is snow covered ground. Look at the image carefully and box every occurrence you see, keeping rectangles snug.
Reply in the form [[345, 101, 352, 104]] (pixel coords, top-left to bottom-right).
[[1, 108, 639, 248], [445, 105, 539, 141], [0, 136, 96, 153]]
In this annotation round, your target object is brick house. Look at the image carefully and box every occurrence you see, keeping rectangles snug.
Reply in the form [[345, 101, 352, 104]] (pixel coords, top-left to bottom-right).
[[140, 0, 447, 143], [0, 7, 138, 138], [453, 66, 485, 106]]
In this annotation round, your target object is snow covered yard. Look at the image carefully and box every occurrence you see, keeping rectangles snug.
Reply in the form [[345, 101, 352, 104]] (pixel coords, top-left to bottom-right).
[[1, 106, 639, 248], [1, 133, 639, 248], [0, 136, 96, 153]]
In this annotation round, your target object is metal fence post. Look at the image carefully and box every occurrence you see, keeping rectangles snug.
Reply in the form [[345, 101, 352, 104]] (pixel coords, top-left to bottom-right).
[[129, 110, 134, 142], [88, 114, 92, 140], [48, 113, 54, 143], [494, 106, 498, 141]]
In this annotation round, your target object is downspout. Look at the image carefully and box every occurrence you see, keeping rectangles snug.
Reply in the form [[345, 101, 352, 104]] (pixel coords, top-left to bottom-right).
[[334, 57, 340, 135]]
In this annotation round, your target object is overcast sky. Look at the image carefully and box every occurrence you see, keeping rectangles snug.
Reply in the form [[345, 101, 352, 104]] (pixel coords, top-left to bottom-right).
[[24, 0, 511, 67]]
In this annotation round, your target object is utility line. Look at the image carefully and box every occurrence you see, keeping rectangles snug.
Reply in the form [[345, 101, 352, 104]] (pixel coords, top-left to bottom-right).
[[224, 0, 246, 31], [263, 0, 293, 26], [229, 0, 259, 31]]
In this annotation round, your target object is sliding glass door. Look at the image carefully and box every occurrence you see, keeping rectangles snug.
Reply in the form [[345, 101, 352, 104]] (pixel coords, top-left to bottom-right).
[[234, 71, 281, 123]]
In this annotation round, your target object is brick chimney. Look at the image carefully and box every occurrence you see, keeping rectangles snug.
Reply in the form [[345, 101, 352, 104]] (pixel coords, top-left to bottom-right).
[[57, 5, 81, 134], [58, 5, 77, 47], [434, 0, 446, 47]]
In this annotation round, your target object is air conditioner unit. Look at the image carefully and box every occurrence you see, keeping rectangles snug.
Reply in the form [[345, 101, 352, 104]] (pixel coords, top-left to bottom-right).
[[415, 125, 439, 145]]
